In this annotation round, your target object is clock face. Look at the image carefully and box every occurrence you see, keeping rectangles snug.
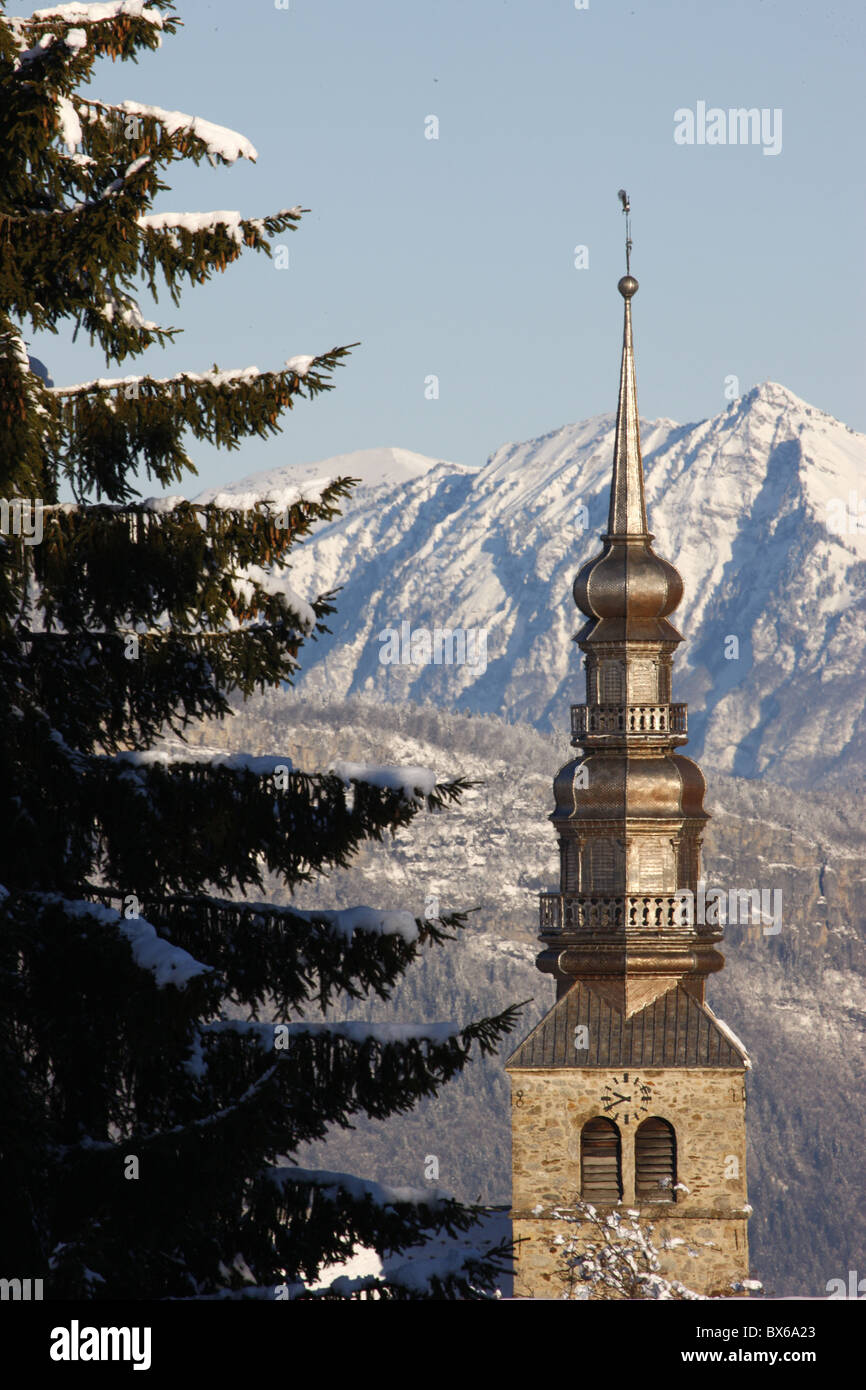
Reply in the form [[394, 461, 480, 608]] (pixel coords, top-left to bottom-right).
[[599, 1072, 652, 1125]]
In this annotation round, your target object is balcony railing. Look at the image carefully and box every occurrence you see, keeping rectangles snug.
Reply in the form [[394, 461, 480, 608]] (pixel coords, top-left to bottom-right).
[[571, 703, 687, 741], [539, 892, 690, 933]]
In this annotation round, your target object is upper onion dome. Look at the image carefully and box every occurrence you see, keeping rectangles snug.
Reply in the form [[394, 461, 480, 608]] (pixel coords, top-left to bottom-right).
[[574, 542, 683, 624]]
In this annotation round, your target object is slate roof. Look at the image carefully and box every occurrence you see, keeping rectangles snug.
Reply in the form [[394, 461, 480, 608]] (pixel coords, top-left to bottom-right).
[[506, 982, 747, 1070]]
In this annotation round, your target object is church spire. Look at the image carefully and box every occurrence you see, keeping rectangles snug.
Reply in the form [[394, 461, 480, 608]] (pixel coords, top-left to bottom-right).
[[607, 272, 650, 538], [608, 189, 649, 537], [539, 196, 720, 1014], [572, 219, 683, 647], [506, 201, 750, 1303]]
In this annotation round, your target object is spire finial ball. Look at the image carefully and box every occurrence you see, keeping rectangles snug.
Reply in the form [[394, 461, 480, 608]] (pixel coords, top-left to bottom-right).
[[618, 274, 639, 299]]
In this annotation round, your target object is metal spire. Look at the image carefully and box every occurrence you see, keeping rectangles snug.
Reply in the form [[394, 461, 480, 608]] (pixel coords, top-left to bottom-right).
[[607, 190, 649, 537]]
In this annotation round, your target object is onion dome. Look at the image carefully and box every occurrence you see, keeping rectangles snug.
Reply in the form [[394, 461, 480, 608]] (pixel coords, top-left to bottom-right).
[[552, 752, 708, 821]]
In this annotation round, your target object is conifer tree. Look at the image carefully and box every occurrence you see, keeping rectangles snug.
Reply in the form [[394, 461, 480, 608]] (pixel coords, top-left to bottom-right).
[[0, 1, 517, 1300]]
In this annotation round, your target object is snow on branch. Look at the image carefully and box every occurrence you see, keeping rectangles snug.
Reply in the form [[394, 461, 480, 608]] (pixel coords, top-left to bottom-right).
[[288, 904, 420, 945], [374, 1245, 496, 1296], [231, 1244, 499, 1300], [83, 97, 258, 163], [200, 478, 336, 513], [267, 1166, 451, 1210], [137, 207, 303, 245], [52, 364, 257, 396], [1, 322, 50, 412], [168, 895, 419, 943], [284, 355, 315, 377], [117, 913, 211, 989], [51, 896, 212, 989], [34, 479, 333, 516], [8, 29, 58, 63], [29, 2, 165, 25], [329, 761, 438, 801], [231, 566, 317, 631], [99, 292, 158, 331], [114, 748, 299, 777], [9, 3, 165, 66], [56, 95, 82, 149], [300, 1235, 508, 1299], [50, 358, 317, 397], [9, 152, 153, 220]]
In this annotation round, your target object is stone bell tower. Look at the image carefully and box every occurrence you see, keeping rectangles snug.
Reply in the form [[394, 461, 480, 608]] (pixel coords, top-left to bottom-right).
[[507, 210, 751, 1299]]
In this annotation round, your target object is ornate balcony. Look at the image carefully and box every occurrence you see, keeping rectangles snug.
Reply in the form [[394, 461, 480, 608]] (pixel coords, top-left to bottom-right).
[[571, 702, 687, 743], [539, 891, 690, 933]]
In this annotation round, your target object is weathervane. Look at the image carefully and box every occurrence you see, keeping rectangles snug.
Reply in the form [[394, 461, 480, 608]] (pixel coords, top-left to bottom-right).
[[618, 188, 632, 274]]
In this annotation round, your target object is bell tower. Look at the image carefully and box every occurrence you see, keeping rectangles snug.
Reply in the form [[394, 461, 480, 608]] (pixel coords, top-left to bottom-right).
[[507, 204, 751, 1298]]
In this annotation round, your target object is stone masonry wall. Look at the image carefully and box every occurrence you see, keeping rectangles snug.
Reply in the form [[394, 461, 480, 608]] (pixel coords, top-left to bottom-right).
[[509, 1067, 749, 1298]]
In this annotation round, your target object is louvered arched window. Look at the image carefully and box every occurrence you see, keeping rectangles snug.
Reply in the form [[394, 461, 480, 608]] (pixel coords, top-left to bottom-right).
[[600, 661, 623, 703], [580, 1118, 622, 1203], [635, 1117, 677, 1202], [629, 659, 656, 702], [588, 838, 624, 893], [562, 838, 580, 893], [636, 837, 666, 891]]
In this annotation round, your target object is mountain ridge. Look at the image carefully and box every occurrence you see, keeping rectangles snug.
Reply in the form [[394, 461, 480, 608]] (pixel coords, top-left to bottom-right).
[[198, 382, 866, 790]]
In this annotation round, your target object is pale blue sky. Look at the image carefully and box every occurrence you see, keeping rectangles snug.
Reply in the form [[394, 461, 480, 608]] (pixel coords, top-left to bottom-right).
[[35, 0, 866, 494]]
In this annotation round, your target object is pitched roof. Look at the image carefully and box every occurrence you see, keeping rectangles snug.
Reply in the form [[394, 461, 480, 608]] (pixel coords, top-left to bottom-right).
[[506, 982, 747, 1070]]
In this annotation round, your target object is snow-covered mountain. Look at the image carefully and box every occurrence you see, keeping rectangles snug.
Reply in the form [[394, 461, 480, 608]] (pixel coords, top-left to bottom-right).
[[195, 445, 466, 508], [202, 384, 866, 790]]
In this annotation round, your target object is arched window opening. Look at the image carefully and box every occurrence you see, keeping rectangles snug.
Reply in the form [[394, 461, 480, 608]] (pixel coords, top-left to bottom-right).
[[635, 1117, 677, 1203], [600, 661, 623, 703], [563, 838, 580, 893], [588, 838, 624, 893], [580, 1117, 622, 1203], [629, 658, 656, 702], [634, 837, 667, 892]]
